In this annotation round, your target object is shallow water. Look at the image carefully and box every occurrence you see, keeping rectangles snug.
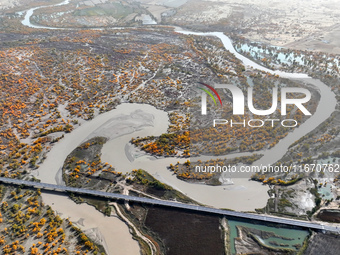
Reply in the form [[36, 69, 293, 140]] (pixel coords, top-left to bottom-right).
[[228, 219, 309, 254]]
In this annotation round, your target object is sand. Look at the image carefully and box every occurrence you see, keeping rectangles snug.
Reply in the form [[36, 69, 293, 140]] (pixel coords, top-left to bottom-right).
[[42, 192, 140, 255], [0, 0, 18, 9], [165, 0, 340, 53]]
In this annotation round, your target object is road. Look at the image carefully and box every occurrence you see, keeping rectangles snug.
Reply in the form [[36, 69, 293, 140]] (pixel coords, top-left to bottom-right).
[[0, 176, 338, 233]]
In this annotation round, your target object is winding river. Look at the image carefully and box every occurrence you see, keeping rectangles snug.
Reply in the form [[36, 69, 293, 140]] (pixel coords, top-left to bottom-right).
[[176, 29, 336, 170], [21, 0, 70, 29], [19, 1, 337, 255]]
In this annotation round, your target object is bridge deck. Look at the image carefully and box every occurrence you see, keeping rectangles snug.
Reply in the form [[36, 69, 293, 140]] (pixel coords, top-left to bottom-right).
[[0, 177, 338, 233]]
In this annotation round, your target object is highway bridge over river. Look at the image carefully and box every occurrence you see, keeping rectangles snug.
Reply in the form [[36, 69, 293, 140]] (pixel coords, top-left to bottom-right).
[[0, 177, 338, 233]]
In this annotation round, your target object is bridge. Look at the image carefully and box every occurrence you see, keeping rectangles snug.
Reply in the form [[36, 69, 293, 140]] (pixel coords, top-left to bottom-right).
[[0, 177, 338, 233]]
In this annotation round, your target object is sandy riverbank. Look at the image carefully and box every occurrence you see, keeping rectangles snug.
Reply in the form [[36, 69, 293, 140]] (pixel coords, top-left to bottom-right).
[[42, 192, 140, 255], [0, 0, 18, 9]]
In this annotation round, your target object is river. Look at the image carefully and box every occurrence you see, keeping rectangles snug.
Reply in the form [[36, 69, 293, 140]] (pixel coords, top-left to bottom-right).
[[175, 29, 336, 168], [19, 2, 337, 255], [36, 104, 144, 255], [21, 0, 70, 29]]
